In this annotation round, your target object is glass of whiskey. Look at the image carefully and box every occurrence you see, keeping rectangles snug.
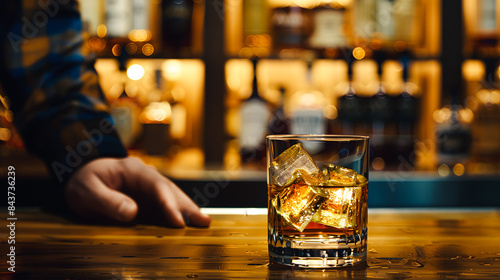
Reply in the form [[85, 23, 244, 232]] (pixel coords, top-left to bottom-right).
[[267, 135, 369, 268]]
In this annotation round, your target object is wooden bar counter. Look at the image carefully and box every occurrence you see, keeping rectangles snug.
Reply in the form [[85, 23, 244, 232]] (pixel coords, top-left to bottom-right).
[[2, 208, 500, 279]]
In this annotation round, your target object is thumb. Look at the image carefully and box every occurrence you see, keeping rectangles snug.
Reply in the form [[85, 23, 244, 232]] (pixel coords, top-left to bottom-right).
[[65, 176, 139, 223]]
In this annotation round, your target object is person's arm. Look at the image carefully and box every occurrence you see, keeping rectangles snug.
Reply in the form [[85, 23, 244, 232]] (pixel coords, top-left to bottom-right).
[[0, 1, 210, 227], [0, 1, 127, 184]]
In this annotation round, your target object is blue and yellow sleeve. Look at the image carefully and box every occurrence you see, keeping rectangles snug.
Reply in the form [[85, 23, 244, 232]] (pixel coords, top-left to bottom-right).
[[0, 0, 127, 186]]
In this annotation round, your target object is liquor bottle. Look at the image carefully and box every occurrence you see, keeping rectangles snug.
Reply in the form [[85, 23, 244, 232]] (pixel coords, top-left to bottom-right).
[[471, 59, 500, 170], [472, 0, 498, 54], [111, 72, 142, 148], [80, 0, 103, 36], [290, 61, 326, 154], [132, 0, 150, 31], [354, 0, 416, 51], [139, 68, 171, 155], [239, 59, 271, 166], [270, 4, 311, 53], [106, 0, 132, 38], [395, 58, 419, 168], [369, 56, 395, 169], [308, 1, 348, 57], [338, 56, 364, 135], [267, 87, 289, 135], [243, 0, 269, 38], [161, 0, 194, 53], [436, 104, 473, 169]]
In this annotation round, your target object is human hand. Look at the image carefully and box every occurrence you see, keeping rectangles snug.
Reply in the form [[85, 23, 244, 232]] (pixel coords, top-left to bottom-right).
[[64, 157, 211, 227]]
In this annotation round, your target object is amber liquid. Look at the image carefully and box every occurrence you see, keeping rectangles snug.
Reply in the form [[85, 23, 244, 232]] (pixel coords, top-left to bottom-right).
[[268, 182, 368, 267], [269, 182, 367, 237]]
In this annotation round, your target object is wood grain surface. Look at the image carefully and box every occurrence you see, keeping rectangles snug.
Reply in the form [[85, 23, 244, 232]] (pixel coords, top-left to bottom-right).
[[1, 208, 500, 279]]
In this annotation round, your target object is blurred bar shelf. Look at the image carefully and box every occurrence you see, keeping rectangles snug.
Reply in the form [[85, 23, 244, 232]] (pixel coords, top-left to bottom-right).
[[2, 152, 499, 209]]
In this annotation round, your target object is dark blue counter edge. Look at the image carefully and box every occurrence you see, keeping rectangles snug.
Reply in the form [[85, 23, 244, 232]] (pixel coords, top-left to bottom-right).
[[3, 175, 500, 208], [173, 175, 500, 208]]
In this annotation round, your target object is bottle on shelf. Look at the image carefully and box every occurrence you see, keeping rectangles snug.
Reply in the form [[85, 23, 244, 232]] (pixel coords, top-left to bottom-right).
[[239, 58, 271, 168], [103, 0, 153, 57], [110, 70, 143, 149], [368, 53, 396, 170], [435, 99, 473, 173], [354, 0, 417, 53], [161, 0, 194, 55], [241, 0, 271, 58], [395, 57, 419, 169], [106, 0, 132, 39], [289, 60, 327, 154], [470, 0, 499, 56], [337, 55, 365, 136], [267, 86, 290, 135], [470, 58, 500, 172], [139, 68, 171, 156], [308, 0, 349, 58], [270, 3, 311, 56]]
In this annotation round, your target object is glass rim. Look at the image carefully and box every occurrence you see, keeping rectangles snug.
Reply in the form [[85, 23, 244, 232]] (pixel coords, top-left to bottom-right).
[[266, 134, 369, 141]]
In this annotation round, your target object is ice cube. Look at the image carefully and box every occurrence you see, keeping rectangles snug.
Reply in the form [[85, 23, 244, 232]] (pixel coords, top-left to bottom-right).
[[269, 143, 320, 187], [283, 168, 326, 188], [356, 174, 368, 186], [312, 186, 362, 228], [322, 164, 357, 186], [278, 182, 328, 232]]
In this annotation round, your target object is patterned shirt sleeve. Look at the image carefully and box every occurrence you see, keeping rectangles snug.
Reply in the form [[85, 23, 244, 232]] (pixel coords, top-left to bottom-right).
[[0, 1, 128, 186]]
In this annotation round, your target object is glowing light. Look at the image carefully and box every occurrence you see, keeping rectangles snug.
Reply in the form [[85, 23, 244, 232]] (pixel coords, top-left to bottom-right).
[[477, 88, 491, 104], [142, 43, 154, 56], [125, 43, 138, 54], [453, 163, 465, 176], [88, 37, 106, 52], [462, 60, 484, 81], [433, 107, 451, 123], [393, 41, 407, 52], [163, 60, 183, 81], [459, 108, 474, 124], [491, 90, 500, 104], [140, 102, 172, 124], [300, 92, 318, 107], [352, 47, 365, 60], [438, 164, 450, 177], [323, 105, 338, 120], [111, 44, 121, 56], [0, 128, 11, 142], [372, 157, 385, 171], [128, 29, 151, 42], [127, 64, 145, 80], [97, 24, 107, 38]]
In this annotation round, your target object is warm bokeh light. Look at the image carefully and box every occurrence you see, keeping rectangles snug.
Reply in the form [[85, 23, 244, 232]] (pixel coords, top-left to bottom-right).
[[111, 44, 121, 56], [97, 24, 107, 38], [87, 37, 106, 52], [0, 128, 11, 142], [491, 90, 500, 104], [453, 163, 465, 176], [372, 157, 385, 171], [459, 107, 474, 124], [125, 43, 138, 54], [128, 29, 152, 42], [127, 64, 145, 80], [433, 107, 451, 123], [323, 104, 338, 120], [438, 164, 450, 177], [393, 40, 407, 52], [140, 102, 172, 124], [163, 60, 183, 81], [352, 47, 366, 60], [142, 43, 154, 56], [462, 60, 484, 81]]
